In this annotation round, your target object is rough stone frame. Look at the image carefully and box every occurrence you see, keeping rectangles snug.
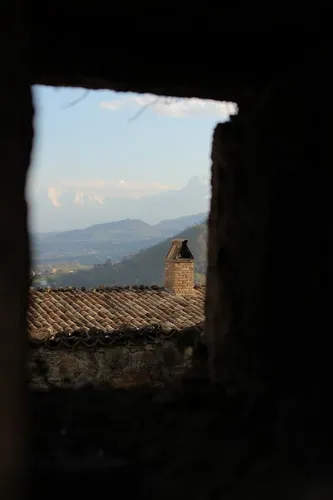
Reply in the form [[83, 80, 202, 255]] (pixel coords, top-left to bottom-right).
[[1, 6, 330, 498], [0, 3, 33, 498]]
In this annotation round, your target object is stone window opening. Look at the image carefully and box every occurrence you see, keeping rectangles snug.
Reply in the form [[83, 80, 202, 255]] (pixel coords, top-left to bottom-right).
[[21, 88, 238, 496], [1, 11, 329, 498]]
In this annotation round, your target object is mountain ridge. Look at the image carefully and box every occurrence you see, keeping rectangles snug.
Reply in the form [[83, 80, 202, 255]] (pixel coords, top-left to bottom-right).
[[32, 212, 208, 266], [54, 222, 208, 288]]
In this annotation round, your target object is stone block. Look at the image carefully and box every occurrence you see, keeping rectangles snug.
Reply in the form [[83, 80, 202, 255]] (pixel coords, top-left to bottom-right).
[[161, 346, 182, 367], [131, 349, 157, 368]]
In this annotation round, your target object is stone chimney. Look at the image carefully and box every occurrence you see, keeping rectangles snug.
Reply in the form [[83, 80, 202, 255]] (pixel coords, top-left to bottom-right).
[[165, 239, 195, 295]]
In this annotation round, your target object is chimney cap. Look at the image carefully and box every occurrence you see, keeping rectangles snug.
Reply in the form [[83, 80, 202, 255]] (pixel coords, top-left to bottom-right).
[[166, 239, 194, 261]]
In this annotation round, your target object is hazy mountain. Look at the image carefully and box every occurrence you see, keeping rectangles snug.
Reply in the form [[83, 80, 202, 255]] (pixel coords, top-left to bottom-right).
[[30, 176, 210, 233], [32, 212, 207, 266], [55, 222, 208, 288], [155, 212, 207, 234], [35, 219, 159, 245]]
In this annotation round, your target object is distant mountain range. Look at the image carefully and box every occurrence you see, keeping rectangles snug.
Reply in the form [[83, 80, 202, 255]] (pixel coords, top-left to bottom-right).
[[32, 212, 207, 266], [30, 176, 210, 233], [54, 222, 208, 288]]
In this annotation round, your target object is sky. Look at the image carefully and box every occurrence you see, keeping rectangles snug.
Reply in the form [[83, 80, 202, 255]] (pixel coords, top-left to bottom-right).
[[28, 86, 237, 231]]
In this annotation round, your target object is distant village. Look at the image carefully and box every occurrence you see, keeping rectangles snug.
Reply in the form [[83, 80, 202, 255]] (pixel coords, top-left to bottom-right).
[[30, 267, 70, 288], [30, 258, 115, 287]]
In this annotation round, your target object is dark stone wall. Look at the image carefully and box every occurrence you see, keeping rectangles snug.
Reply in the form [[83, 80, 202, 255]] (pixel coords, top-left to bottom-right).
[[206, 78, 333, 437], [30, 342, 195, 390], [0, 2, 33, 498], [206, 116, 271, 394], [29, 5, 319, 103]]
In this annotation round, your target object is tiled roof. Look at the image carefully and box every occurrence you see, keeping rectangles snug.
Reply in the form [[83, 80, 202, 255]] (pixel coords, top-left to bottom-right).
[[27, 286, 205, 343]]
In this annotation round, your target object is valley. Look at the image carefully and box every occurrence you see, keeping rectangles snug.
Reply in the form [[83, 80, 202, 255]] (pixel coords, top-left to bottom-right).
[[31, 213, 208, 287]]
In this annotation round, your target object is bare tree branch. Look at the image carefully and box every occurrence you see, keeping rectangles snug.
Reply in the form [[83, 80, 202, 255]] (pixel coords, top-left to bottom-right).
[[128, 96, 160, 122], [128, 96, 183, 122], [61, 90, 90, 109]]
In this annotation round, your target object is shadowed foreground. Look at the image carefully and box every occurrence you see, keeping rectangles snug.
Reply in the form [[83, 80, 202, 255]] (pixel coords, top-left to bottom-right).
[[29, 383, 333, 500]]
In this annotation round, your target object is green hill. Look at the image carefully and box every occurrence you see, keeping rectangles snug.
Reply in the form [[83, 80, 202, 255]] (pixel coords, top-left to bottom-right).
[[55, 223, 208, 288]]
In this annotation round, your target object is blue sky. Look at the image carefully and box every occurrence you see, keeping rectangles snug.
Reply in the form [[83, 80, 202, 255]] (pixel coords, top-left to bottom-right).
[[28, 86, 236, 231], [29, 86, 235, 193]]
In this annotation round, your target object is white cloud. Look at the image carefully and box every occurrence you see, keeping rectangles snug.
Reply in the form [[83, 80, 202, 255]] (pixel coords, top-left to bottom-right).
[[47, 187, 61, 208], [89, 195, 104, 205], [100, 93, 238, 120], [47, 179, 178, 207], [74, 192, 85, 205]]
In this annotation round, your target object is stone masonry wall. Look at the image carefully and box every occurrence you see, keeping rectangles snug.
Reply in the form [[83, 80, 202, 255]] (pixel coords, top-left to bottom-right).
[[29, 341, 195, 390], [165, 260, 195, 295], [206, 80, 333, 405], [0, 4, 33, 497]]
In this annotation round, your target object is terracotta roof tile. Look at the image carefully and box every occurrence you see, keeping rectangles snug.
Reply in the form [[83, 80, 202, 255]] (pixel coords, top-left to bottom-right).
[[28, 286, 205, 342]]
